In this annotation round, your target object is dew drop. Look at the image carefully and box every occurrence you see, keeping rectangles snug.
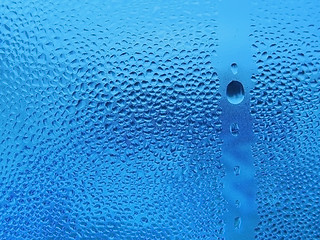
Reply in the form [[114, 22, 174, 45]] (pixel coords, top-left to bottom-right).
[[226, 81, 245, 104]]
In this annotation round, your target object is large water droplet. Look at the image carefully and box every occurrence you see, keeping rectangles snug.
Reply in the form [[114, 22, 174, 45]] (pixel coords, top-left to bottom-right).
[[226, 81, 244, 104]]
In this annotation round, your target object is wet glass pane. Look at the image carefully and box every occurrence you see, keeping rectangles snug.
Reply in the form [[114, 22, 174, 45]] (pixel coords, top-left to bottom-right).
[[0, 0, 319, 239]]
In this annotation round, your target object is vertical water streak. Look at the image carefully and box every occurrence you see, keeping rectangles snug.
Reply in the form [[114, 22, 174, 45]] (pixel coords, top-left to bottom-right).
[[216, 0, 258, 238]]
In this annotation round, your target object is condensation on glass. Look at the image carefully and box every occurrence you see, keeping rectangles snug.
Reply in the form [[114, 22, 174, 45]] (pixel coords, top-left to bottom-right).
[[0, 0, 319, 239]]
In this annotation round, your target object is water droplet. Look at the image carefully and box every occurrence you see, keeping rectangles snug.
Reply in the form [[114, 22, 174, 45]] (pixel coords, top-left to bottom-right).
[[233, 166, 240, 176], [226, 81, 244, 104], [234, 217, 241, 229], [230, 123, 239, 136], [231, 63, 238, 75], [141, 217, 149, 223], [235, 200, 241, 208]]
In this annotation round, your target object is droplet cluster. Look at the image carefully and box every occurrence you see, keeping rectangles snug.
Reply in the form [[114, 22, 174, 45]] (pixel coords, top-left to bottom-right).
[[250, 0, 320, 239], [0, 0, 225, 239]]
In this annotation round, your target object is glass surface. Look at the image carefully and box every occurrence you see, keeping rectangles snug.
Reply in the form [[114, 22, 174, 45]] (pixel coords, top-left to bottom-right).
[[0, 0, 319, 239]]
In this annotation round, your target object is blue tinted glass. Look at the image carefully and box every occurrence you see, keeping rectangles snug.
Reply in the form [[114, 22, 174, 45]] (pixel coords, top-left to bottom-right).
[[0, 0, 319, 239]]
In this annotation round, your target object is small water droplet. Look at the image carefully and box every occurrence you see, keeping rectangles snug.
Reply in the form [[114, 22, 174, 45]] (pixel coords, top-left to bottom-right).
[[230, 123, 239, 136], [235, 200, 241, 208], [234, 217, 241, 229], [231, 63, 238, 75], [141, 217, 149, 223], [226, 81, 244, 104], [233, 166, 240, 176]]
